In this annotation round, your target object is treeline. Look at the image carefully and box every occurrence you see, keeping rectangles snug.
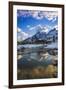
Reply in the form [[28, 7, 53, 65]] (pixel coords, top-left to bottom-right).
[[17, 40, 48, 45]]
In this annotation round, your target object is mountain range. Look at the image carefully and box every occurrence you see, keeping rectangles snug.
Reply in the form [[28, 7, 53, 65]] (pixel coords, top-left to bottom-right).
[[21, 28, 58, 44]]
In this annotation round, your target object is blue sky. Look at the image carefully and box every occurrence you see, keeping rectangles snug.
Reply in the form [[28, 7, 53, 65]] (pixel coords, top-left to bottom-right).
[[17, 10, 58, 40]]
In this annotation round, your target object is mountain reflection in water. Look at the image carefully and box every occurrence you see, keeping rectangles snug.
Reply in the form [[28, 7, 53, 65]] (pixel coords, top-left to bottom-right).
[[17, 44, 58, 80]]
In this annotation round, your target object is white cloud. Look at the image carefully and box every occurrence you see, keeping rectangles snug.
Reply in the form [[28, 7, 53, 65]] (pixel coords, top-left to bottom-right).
[[43, 11, 58, 21], [17, 10, 58, 21], [17, 28, 29, 41], [31, 11, 57, 21], [31, 11, 44, 20], [17, 10, 32, 17]]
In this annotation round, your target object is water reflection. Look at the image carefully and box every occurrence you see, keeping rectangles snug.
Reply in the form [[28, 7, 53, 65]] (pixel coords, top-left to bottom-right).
[[17, 44, 58, 80]]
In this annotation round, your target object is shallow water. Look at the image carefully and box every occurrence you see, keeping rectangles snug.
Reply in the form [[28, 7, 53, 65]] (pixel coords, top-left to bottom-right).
[[17, 44, 58, 80]]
